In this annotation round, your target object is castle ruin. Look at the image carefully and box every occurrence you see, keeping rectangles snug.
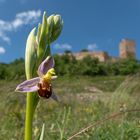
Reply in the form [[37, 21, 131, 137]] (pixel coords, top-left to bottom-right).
[[119, 39, 136, 59], [73, 51, 109, 62], [73, 39, 136, 62]]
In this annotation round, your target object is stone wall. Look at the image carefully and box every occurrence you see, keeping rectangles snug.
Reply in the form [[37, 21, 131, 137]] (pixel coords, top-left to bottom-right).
[[73, 51, 109, 62], [119, 39, 136, 59]]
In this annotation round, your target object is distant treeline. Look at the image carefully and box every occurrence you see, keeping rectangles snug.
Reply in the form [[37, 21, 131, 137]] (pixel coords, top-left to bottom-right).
[[0, 55, 140, 80], [0, 58, 25, 80]]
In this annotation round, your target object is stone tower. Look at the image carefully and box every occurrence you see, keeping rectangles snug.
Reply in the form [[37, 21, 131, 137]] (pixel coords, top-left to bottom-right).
[[119, 39, 136, 59]]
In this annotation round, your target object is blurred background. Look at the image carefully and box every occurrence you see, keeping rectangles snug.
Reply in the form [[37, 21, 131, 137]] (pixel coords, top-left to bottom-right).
[[0, 0, 140, 139]]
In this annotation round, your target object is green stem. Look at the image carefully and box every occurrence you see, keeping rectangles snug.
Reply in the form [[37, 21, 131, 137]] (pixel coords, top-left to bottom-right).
[[25, 92, 34, 140], [24, 45, 51, 140]]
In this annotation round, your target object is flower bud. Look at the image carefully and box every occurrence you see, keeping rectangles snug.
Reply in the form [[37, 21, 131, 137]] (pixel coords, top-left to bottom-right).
[[47, 14, 63, 44], [53, 15, 61, 27], [37, 12, 48, 59], [47, 15, 54, 43]]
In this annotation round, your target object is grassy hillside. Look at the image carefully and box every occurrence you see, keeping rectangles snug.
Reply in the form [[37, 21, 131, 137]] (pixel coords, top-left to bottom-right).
[[0, 75, 140, 139]]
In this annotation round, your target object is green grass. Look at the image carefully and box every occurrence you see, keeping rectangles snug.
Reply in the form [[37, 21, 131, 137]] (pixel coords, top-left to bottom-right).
[[0, 75, 140, 140]]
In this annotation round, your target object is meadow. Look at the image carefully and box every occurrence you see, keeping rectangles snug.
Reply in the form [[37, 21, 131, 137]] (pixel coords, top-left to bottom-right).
[[0, 75, 140, 140]]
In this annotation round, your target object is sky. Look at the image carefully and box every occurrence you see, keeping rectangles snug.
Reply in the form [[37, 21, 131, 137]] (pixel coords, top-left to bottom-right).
[[0, 0, 140, 63]]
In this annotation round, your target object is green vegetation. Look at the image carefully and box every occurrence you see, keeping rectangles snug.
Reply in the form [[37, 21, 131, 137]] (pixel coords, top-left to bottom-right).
[[54, 54, 140, 76], [80, 49, 89, 52], [0, 58, 25, 80], [0, 55, 140, 80], [1, 55, 140, 80], [0, 75, 140, 139], [0, 56, 140, 139]]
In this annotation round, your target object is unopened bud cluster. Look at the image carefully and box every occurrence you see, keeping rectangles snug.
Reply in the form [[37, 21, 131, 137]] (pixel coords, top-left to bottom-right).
[[47, 14, 63, 43], [25, 11, 63, 78]]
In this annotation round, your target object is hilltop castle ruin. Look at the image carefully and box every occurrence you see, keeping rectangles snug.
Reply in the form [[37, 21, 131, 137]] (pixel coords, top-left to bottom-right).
[[119, 39, 136, 59], [73, 39, 136, 62]]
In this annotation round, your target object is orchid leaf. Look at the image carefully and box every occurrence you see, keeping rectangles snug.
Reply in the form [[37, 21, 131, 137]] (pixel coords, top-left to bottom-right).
[[25, 27, 37, 79]]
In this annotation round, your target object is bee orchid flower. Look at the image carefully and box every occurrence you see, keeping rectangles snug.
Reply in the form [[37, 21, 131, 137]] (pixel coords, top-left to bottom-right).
[[15, 56, 58, 101]]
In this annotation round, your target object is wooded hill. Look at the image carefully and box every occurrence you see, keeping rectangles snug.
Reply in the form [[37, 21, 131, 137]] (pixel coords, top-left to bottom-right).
[[0, 54, 140, 80]]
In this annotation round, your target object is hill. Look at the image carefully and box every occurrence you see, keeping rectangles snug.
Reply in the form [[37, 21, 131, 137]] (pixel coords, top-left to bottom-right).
[[0, 55, 140, 81]]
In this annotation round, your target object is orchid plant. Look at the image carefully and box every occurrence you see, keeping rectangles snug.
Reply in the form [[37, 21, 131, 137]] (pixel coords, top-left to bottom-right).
[[15, 11, 63, 140], [15, 56, 58, 100]]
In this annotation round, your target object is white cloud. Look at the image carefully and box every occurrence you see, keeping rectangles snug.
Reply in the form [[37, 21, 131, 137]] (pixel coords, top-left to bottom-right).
[[13, 10, 41, 28], [87, 43, 98, 51], [0, 10, 41, 44], [0, 32, 10, 44], [54, 43, 72, 50], [0, 47, 5, 54]]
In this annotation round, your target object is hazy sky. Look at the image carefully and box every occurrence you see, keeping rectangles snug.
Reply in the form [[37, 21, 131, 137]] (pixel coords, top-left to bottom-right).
[[0, 0, 140, 63]]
